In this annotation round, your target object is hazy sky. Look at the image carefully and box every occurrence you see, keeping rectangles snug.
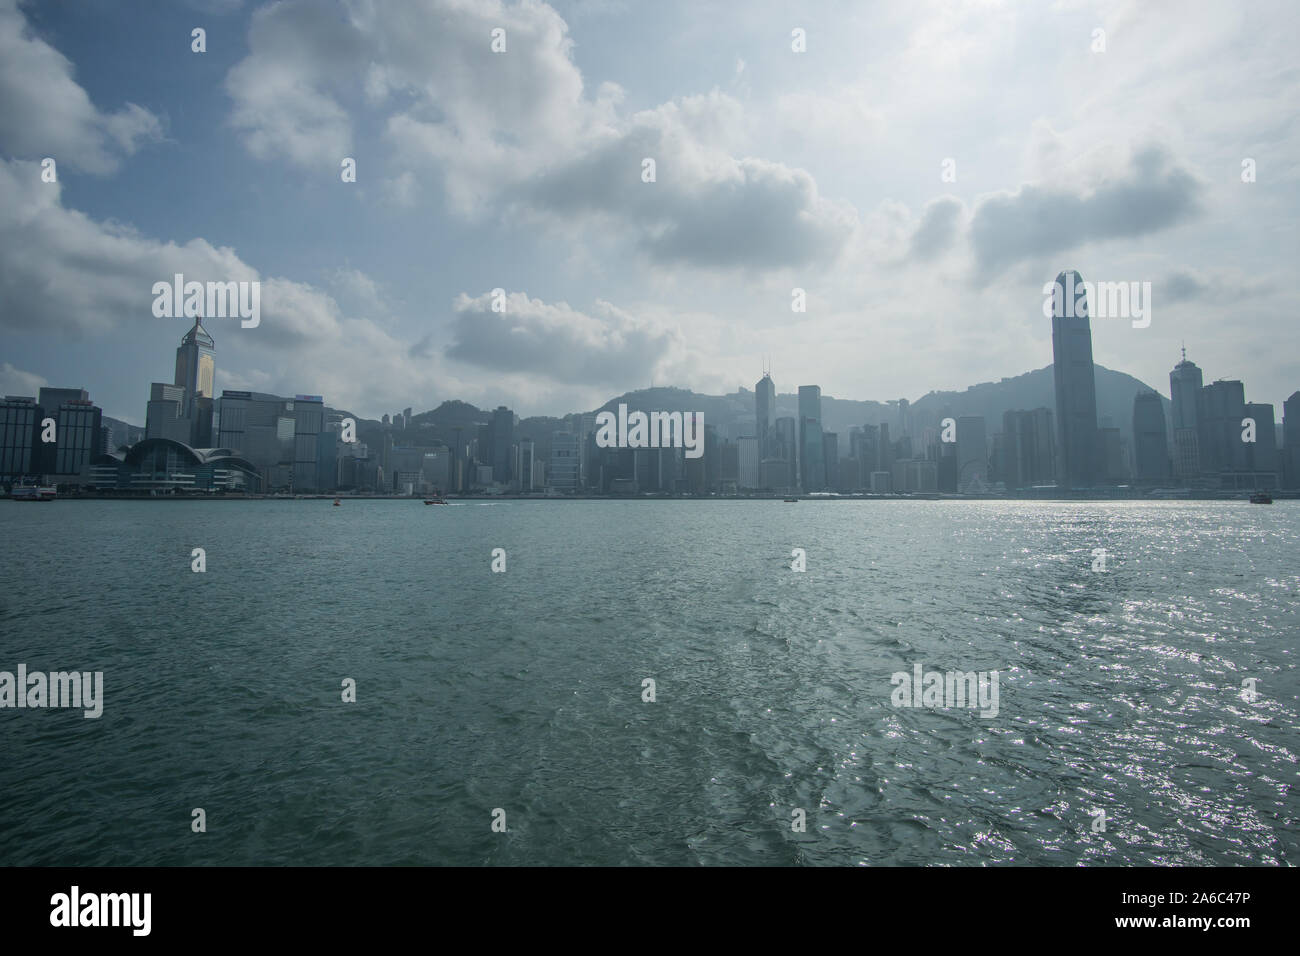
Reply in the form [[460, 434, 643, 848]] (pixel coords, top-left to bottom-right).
[[1, 0, 1296, 424]]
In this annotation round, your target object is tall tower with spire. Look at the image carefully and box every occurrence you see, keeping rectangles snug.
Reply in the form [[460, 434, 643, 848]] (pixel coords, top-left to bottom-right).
[[755, 361, 775, 460], [1169, 346, 1204, 478], [175, 319, 215, 415], [174, 319, 215, 446]]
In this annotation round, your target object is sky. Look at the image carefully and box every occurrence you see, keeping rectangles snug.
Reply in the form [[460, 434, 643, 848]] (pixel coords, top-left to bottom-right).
[[0, 0, 1296, 425]]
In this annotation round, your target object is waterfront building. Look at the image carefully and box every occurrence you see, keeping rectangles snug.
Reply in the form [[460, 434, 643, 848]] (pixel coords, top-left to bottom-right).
[[1050, 270, 1100, 488], [1131, 390, 1170, 482], [797, 385, 825, 491], [1169, 348, 1203, 478]]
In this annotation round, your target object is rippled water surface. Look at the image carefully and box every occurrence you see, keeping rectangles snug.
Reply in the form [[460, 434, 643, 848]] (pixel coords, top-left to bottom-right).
[[0, 499, 1296, 865]]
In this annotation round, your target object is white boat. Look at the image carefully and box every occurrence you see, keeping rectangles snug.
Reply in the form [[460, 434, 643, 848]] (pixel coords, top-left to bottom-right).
[[10, 480, 56, 501]]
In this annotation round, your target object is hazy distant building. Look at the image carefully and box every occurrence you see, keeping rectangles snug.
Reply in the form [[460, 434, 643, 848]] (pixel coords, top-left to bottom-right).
[[797, 386, 825, 491], [955, 416, 987, 492], [850, 424, 880, 488], [822, 432, 839, 489], [549, 431, 579, 491], [491, 405, 514, 483], [755, 373, 775, 460], [1198, 379, 1246, 478], [1284, 392, 1300, 489], [1098, 426, 1125, 484], [1049, 270, 1100, 488], [516, 439, 536, 491], [937, 442, 957, 493], [1001, 408, 1055, 489], [1243, 401, 1277, 478], [1169, 349, 1203, 478], [738, 435, 759, 490], [1131, 390, 1170, 482]]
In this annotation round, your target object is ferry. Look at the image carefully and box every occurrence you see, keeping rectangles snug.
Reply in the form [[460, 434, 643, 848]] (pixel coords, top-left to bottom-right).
[[10, 480, 56, 501], [1249, 492, 1273, 504]]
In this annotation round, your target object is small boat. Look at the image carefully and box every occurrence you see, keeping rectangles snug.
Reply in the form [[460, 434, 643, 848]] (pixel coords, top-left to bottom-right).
[[333, 498, 341, 506], [1249, 492, 1272, 504], [10, 480, 56, 501], [783, 497, 798, 503]]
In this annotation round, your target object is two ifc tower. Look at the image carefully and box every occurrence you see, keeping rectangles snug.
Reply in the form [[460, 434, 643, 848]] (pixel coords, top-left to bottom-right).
[[1050, 270, 1100, 490], [751, 272, 1106, 492]]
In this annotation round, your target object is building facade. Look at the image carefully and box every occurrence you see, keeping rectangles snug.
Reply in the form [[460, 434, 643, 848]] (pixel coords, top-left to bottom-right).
[[1049, 271, 1100, 489]]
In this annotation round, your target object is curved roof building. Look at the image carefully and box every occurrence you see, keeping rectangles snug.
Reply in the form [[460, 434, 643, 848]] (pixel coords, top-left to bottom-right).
[[88, 437, 262, 492]]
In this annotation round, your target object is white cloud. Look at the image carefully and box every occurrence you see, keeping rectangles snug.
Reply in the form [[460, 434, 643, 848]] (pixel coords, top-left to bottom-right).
[[446, 289, 683, 386], [0, 0, 162, 173], [0, 157, 445, 415], [225, 0, 857, 270], [0, 360, 46, 396]]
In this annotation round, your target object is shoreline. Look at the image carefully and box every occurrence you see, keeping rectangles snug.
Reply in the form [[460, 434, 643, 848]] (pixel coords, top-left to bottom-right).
[[13, 492, 1295, 503]]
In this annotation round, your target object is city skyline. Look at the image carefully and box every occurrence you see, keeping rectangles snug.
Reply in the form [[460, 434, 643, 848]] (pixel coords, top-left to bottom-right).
[[8, 311, 1284, 438], [4, 303, 1293, 496]]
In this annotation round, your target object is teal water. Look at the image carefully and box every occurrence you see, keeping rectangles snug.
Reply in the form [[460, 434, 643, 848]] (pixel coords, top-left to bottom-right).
[[0, 499, 1296, 866]]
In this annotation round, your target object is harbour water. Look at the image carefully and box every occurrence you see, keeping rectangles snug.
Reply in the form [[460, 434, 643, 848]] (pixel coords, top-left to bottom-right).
[[0, 499, 1295, 865]]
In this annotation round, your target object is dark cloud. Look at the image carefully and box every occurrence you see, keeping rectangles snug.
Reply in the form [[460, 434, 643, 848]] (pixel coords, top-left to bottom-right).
[[515, 118, 855, 270], [445, 291, 678, 385], [968, 146, 1202, 277]]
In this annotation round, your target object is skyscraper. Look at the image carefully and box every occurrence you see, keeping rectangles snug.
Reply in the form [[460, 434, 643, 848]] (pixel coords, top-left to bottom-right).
[[174, 319, 215, 417], [1049, 271, 1099, 488], [737, 436, 759, 490], [549, 431, 579, 491], [146, 383, 191, 443], [1000, 408, 1056, 489], [215, 390, 327, 491], [491, 405, 514, 483], [755, 372, 775, 460], [1169, 348, 1203, 478], [774, 416, 798, 490], [1284, 392, 1300, 489], [1131, 390, 1170, 482], [1243, 401, 1277, 480], [822, 431, 839, 489], [1199, 379, 1246, 478], [955, 416, 987, 492], [797, 385, 825, 491], [516, 439, 536, 491], [37, 387, 102, 478], [0, 396, 42, 481]]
